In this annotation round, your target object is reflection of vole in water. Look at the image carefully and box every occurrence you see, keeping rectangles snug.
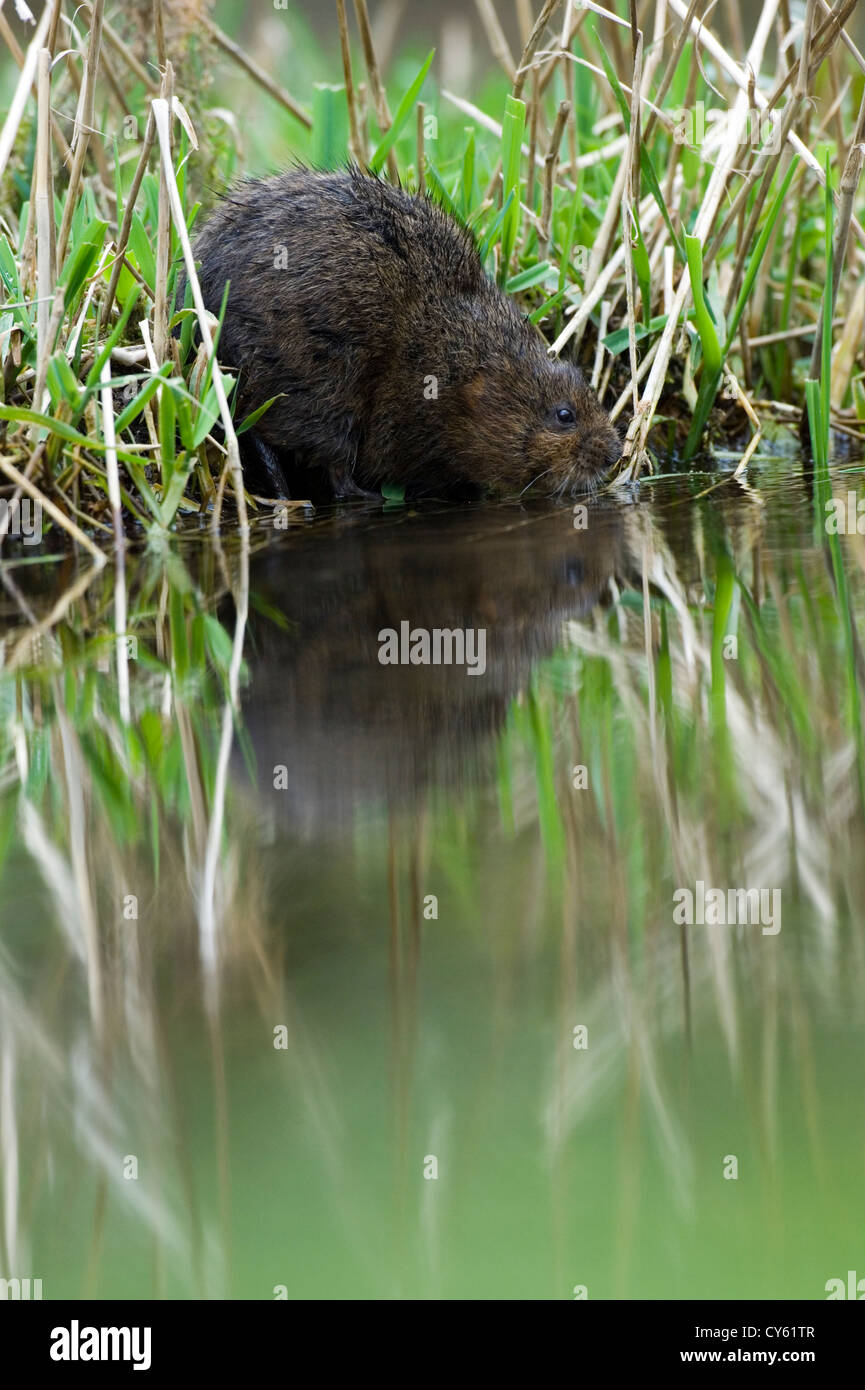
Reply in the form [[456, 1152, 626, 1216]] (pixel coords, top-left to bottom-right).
[[236, 506, 635, 832], [189, 168, 620, 501]]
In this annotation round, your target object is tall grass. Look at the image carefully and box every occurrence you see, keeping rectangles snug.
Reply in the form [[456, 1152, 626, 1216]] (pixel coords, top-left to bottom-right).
[[0, 0, 864, 549]]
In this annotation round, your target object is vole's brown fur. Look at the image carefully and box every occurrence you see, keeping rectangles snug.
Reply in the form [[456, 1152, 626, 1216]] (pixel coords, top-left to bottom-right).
[[190, 167, 620, 499]]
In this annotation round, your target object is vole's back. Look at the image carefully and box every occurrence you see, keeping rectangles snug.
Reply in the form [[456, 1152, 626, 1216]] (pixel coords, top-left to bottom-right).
[[207, 169, 479, 297]]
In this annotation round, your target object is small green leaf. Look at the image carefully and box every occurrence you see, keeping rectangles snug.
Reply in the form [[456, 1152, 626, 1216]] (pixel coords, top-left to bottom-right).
[[369, 50, 435, 174], [505, 261, 554, 293], [499, 95, 526, 283], [237, 395, 282, 434], [313, 83, 349, 170]]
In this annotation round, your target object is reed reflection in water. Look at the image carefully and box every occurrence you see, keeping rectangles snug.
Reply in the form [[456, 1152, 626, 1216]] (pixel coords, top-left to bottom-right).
[[0, 468, 863, 1298]]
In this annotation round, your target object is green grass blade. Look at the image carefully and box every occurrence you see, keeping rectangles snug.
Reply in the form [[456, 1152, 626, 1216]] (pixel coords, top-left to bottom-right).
[[369, 49, 435, 174]]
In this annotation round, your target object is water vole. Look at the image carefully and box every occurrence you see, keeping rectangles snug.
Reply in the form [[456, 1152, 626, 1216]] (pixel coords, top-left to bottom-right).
[[190, 167, 620, 500]]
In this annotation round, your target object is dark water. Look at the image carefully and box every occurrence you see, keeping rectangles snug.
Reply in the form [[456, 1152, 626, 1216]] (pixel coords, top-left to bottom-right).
[[1, 458, 864, 1299]]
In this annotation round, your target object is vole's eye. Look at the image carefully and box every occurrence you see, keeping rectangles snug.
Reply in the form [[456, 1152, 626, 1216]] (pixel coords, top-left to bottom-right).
[[555, 405, 576, 426]]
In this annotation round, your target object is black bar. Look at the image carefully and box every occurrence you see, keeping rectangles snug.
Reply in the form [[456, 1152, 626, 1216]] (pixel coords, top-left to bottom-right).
[[2, 1299, 860, 1374]]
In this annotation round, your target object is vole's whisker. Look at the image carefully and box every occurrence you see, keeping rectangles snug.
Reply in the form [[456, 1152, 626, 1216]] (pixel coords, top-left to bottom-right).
[[519, 466, 557, 498]]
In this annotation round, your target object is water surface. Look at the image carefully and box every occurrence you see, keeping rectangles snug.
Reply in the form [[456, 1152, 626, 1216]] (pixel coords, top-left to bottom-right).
[[1, 458, 864, 1299]]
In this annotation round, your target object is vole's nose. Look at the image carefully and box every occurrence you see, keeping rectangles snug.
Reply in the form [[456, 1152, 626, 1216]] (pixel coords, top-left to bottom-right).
[[578, 426, 620, 476], [601, 427, 621, 470]]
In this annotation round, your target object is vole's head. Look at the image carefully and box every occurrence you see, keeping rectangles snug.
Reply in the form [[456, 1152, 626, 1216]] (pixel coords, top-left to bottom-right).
[[455, 356, 620, 497]]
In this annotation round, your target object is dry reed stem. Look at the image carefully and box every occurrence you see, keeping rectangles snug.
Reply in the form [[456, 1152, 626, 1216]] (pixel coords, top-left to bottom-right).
[[336, 0, 366, 164], [806, 83, 865, 382], [669, 0, 865, 247], [526, 68, 541, 211], [474, 0, 517, 80], [620, 0, 781, 473], [537, 0, 589, 100], [0, 1, 54, 185], [704, 104, 800, 271], [353, 0, 399, 182], [622, 29, 643, 419], [99, 109, 157, 332], [720, 106, 800, 316], [441, 87, 626, 177], [200, 11, 311, 129], [79, 3, 158, 91], [642, 0, 701, 144], [0, 7, 72, 164], [153, 64, 175, 368], [33, 47, 55, 426], [539, 99, 570, 256], [150, 97, 248, 535], [154, 0, 168, 70], [513, 0, 563, 100], [56, 0, 106, 268], [99, 360, 130, 722]]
